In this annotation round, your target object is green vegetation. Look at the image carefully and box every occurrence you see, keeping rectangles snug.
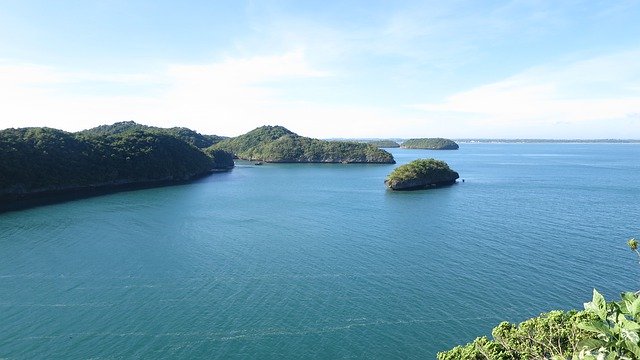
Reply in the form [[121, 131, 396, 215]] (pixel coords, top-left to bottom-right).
[[385, 158, 459, 190], [437, 290, 640, 360], [438, 241, 640, 359], [437, 310, 597, 360], [0, 124, 234, 202], [401, 138, 459, 150], [367, 140, 400, 148], [209, 125, 395, 163], [80, 121, 227, 148]]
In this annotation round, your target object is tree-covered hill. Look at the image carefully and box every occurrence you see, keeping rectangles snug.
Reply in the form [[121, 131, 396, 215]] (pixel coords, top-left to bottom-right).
[[367, 140, 400, 148], [0, 125, 234, 203], [209, 125, 395, 163], [385, 158, 459, 190], [401, 138, 459, 150], [79, 121, 227, 149]]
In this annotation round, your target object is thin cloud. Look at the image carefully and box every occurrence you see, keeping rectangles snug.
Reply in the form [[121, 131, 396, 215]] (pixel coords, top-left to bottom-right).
[[0, 51, 331, 135], [411, 50, 640, 129]]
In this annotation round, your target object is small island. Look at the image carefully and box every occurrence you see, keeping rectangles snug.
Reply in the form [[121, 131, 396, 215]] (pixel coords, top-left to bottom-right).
[[210, 125, 395, 164], [385, 158, 459, 190], [367, 140, 400, 148], [401, 138, 459, 150]]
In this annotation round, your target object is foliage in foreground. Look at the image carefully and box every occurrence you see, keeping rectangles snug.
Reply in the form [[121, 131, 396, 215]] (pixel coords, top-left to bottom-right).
[[437, 310, 597, 360], [438, 240, 640, 360]]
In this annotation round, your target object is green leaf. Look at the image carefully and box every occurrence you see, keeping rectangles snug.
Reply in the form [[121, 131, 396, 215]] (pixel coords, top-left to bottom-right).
[[629, 297, 640, 319], [576, 338, 606, 350], [577, 319, 613, 337], [625, 339, 640, 358], [622, 292, 637, 304], [621, 318, 640, 331], [592, 289, 608, 320], [622, 328, 640, 343]]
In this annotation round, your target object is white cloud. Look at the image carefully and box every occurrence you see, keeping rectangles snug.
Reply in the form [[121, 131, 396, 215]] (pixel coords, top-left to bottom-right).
[[411, 50, 640, 137], [1, 48, 640, 139], [0, 51, 332, 135]]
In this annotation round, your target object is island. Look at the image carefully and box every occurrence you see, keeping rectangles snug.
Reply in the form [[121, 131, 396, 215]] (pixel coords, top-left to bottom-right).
[[209, 125, 395, 163], [401, 138, 459, 150], [384, 158, 459, 190], [0, 123, 234, 208], [367, 140, 400, 148]]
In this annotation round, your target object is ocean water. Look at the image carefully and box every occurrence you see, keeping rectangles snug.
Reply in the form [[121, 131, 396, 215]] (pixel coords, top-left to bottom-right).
[[1, 143, 639, 359]]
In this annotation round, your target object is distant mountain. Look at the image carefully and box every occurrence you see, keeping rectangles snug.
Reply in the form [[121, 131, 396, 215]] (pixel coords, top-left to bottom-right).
[[80, 121, 227, 148], [401, 138, 459, 150], [209, 125, 395, 164], [0, 123, 234, 206]]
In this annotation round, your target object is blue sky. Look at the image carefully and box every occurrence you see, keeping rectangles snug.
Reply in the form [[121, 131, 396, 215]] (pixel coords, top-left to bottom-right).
[[1, 0, 639, 138]]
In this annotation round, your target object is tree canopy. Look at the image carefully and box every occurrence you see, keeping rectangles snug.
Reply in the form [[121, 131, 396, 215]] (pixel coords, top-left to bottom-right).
[[385, 158, 459, 190], [210, 125, 395, 163], [79, 121, 227, 149], [0, 124, 234, 202], [401, 138, 459, 150]]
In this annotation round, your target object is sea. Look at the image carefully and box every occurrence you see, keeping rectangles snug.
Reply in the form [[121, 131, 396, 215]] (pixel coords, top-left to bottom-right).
[[1, 143, 639, 359]]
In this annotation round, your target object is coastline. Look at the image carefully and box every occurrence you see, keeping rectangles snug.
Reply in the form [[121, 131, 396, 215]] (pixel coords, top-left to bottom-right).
[[0, 168, 232, 214]]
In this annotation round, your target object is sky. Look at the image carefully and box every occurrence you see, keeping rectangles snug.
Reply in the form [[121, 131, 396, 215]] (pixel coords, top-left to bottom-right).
[[0, 0, 639, 138]]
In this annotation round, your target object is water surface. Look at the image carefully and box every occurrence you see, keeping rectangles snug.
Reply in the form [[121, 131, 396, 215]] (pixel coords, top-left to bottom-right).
[[1, 143, 639, 359]]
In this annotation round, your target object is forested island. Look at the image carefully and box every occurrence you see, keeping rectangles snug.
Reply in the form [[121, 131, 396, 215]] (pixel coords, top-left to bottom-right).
[[385, 158, 459, 190], [401, 138, 459, 150], [209, 125, 395, 163], [0, 122, 234, 207], [366, 140, 401, 148]]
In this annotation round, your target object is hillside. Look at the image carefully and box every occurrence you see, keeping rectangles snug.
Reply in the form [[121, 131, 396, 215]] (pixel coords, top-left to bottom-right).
[[0, 125, 234, 204], [79, 121, 227, 148], [401, 138, 459, 150], [209, 125, 395, 163], [367, 140, 400, 148]]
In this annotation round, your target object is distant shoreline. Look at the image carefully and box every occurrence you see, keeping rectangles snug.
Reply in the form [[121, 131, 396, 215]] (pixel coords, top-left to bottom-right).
[[332, 138, 640, 144], [455, 139, 640, 144], [0, 171, 226, 214]]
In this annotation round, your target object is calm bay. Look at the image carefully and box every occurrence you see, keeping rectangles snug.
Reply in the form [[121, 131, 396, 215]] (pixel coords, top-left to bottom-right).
[[1, 143, 639, 359]]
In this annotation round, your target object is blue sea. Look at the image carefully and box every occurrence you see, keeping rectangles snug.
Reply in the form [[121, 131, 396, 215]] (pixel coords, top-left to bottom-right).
[[1, 143, 639, 359]]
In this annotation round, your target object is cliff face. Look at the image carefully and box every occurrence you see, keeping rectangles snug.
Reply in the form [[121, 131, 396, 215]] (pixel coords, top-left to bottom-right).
[[385, 158, 459, 191], [210, 126, 396, 164]]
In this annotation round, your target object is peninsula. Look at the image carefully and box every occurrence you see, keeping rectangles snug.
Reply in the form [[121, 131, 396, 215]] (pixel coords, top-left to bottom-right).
[[209, 125, 395, 163], [0, 122, 234, 207], [401, 138, 459, 150], [385, 158, 459, 190]]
